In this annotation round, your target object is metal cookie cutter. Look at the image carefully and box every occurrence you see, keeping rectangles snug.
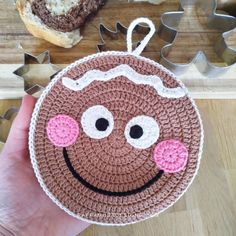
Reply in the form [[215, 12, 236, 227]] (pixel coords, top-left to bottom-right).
[[13, 51, 61, 95], [97, 21, 150, 52], [0, 107, 19, 145], [159, 0, 236, 77]]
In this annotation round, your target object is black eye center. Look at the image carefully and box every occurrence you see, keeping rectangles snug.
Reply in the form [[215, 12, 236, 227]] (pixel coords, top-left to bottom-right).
[[130, 125, 143, 139], [95, 118, 109, 131]]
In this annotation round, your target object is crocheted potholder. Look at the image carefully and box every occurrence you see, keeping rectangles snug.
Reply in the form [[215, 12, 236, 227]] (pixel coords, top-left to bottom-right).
[[29, 18, 204, 225]]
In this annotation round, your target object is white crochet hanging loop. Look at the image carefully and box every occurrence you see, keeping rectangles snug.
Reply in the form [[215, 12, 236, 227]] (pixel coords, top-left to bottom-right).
[[127, 17, 156, 55]]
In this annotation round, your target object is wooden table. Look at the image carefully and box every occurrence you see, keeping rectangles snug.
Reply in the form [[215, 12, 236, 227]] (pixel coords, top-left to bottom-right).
[[1, 0, 236, 98], [0, 0, 236, 235]]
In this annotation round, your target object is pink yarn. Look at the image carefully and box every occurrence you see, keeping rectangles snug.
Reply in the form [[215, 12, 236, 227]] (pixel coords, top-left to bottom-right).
[[47, 115, 79, 147], [153, 139, 188, 173]]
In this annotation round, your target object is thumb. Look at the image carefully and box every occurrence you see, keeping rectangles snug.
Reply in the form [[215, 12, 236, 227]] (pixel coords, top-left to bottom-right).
[[2, 95, 36, 158]]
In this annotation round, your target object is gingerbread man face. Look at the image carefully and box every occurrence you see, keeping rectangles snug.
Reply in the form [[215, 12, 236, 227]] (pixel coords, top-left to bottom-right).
[[30, 53, 203, 225], [29, 18, 203, 225]]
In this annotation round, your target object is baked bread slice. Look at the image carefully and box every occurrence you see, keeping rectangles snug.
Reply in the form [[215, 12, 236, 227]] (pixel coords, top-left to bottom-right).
[[16, 0, 104, 48]]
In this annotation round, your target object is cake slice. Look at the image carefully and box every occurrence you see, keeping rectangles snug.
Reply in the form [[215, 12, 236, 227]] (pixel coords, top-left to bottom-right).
[[16, 0, 104, 48]]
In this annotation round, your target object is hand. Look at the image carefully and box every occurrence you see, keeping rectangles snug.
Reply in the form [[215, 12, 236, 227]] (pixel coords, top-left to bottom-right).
[[0, 95, 90, 236]]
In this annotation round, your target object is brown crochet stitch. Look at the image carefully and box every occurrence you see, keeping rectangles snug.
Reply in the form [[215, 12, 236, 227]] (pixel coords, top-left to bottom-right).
[[32, 54, 202, 225], [31, 0, 105, 32]]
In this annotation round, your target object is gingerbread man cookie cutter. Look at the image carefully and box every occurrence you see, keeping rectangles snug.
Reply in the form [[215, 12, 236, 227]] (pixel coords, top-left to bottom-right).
[[159, 0, 236, 77]]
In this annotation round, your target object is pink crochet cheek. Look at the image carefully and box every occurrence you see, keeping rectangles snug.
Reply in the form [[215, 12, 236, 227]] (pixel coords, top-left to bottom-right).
[[153, 139, 188, 173], [46, 115, 79, 147]]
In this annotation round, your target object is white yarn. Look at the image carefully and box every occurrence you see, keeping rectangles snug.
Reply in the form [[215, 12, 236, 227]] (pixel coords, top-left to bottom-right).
[[124, 115, 160, 149], [28, 50, 203, 226], [81, 105, 114, 139], [62, 64, 186, 98], [127, 17, 156, 55]]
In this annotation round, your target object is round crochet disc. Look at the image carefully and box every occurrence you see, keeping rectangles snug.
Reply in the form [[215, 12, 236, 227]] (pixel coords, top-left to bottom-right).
[[29, 52, 203, 225]]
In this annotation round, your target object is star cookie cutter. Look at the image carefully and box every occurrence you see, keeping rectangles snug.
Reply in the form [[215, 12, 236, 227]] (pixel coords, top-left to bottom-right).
[[13, 51, 61, 95], [0, 107, 19, 145], [97, 21, 150, 52], [159, 0, 236, 77]]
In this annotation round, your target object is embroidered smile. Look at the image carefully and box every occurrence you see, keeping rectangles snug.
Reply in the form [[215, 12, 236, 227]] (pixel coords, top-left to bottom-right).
[[63, 147, 164, 196]]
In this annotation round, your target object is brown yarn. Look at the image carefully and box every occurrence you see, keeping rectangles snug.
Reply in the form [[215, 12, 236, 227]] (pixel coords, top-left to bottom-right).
[[31, 0, 105, 32], [33, 54, 202, 224]]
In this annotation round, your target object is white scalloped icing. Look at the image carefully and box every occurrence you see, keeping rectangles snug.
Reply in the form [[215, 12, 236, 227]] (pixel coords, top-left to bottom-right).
[[62, 64, 186, 98]]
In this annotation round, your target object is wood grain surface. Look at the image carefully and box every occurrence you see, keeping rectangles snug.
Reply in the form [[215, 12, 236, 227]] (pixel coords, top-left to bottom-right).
[[0, 0, 236, 98], [0, 0, 236, 235], [0, 99, 236, 235]]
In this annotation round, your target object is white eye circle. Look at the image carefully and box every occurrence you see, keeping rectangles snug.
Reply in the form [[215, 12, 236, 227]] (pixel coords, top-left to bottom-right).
[[124, 115, 160, 149], [81, 105, 114, 139]]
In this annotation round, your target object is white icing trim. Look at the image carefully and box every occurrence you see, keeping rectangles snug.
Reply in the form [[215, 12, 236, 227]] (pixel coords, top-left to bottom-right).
[[62, 64, 186, 98], [81, 105, 114, 139], [28, 50, 204, 226], [127, 17, 156, 55], [124, 115, 160, 149]]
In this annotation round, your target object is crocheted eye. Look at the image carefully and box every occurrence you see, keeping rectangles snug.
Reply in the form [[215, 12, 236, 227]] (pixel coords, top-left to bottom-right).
[[124, 115, 160, 149], [81, 105, 114, 139]]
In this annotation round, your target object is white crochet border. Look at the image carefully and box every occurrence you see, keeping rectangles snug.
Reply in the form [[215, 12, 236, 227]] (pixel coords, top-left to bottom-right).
[[28, 51, 204, 226]]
